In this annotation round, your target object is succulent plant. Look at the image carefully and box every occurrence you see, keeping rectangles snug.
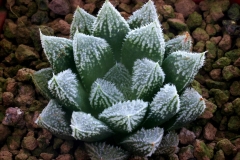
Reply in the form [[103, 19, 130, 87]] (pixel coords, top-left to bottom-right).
[[32, 0, 206, 158]]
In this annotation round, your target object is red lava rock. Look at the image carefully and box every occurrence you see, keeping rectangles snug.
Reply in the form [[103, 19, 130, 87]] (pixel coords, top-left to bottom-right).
[[217, 138, 237, 156], [83, 3, 96, 14], [193, 139, 214, 160], [218, 34, 232, 51], [199, 100, 217, 119], [40, 153, 54, 160], [37, 129, 52, 149], [2, 92, 14, 106], [0, 150, 13, 160], [60, 140, 74, 154], [56, 154, 74, 160], [48, 0, 71, 15], [21, 136, 38, 151], [203, 122, 217, 141], [74, 146, 90, 160], [179, 128, 196, 145], [178, 145, 194, 160], [232, 138, 240, 151], [5, 78, 17, 95], [0, 124, 11, 143], [174, 0, 197, 18], [209, 69, 222, 81], [69, 0, 84, 12], [15, 84, 35, 107], [2, 107, 25, 128], [15, 68, 35, 82]]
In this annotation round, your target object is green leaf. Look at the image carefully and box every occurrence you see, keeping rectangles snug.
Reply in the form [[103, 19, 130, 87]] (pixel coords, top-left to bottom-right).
[[40, 32, 74, 74], [132, 58, 165, 100], [73, 33, 114, 92], [127, 0, 158, 29], [120, 127, 164, 157], [71, 112, 113, 142], [32, 68, 54, 99], [121, 21, 165, 73], [103, 63, 132, 99], [162, 51, 205, 93], [144, 84, 180, 128], [70, 7, 96, 39], [165, 88, 206, 130], [92, 0, 130, 61], [35, 99, 73, 139], [85, 142, 129, 160], [48, 69, 88, 111], [154, 131, 179, 155], [165, 32, 192, 58], [99, 100, 148, 133], [89, 78, 126, 114]]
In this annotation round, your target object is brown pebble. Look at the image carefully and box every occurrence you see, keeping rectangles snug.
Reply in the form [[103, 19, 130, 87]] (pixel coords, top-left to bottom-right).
[[203, 122, 217, 141], [179, 128, 196, 145]]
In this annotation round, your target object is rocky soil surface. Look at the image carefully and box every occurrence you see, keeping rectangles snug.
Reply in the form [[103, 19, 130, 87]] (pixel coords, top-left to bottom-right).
[[0, 0, 240, 159]]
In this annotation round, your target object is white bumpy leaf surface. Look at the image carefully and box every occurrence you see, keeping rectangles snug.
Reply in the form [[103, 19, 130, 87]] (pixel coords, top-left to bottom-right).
[[121, 21, 165, 72], [73, 33, 114, 91], [166, 88, 206, 130], [99, 100, 148, 133], [35, 99, 73, 139], [155, 131, 179, 155], [71, 111, 113, 142], [89, 78, 125, 112], [40, 32, 73, 74], [127, 0, 158, 29], [103, 63, 132, 98], [165, 32, 192, 58], [92, 0, 130, 61], [32, 68, 54, 99], [162, 51, 205, 92], [132, 58, 165, 100], [144, 84, 180, 127], [48, 69, 87, 111], [120, 127, 164, 157], [70, 7, 96, 38], [85, 142, 129, 160]]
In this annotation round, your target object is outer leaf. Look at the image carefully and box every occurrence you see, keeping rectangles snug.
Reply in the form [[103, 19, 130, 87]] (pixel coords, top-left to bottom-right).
[[121, 21, 165, 72], [155, 131, 179, 155], [71, 112, 113, 142], [165, 32, 192, 58], [104, 63, 132, 98], [73, 33, 114, 92], [35, 99, 73, 139], [132, 58, 165, 100], [40, 32, 74, 74], [32, 68, 54, 99], [85, 142, 129, 160], [120, 127, 164, 157], [162, 51, 205, 93], [165, 88, 206, 130], [92, 0, 130, 61], [48, 69, 88, 111], [89, 78, 126, 114], [99, 100, 148, 133], [70, 7, 96, 39], [144, 84, 180, 128], [127, 0, 158, 29]]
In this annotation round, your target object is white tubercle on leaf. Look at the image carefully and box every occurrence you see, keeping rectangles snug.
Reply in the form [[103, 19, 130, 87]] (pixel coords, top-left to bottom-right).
[[48, 69, 87, 111], [92, 0, 130, 61], [132, 58, 165, 100], [71, 111, 113, 142], [70, 6, 96, 38], [120, 127, 164, 157], [89, 78, 125, 112], [85, 142, 129, 160], [121, 21, 165, 72], [99, 100, 148, 133], [127, 0, 159, 29], [162, 51, 205, 92]]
